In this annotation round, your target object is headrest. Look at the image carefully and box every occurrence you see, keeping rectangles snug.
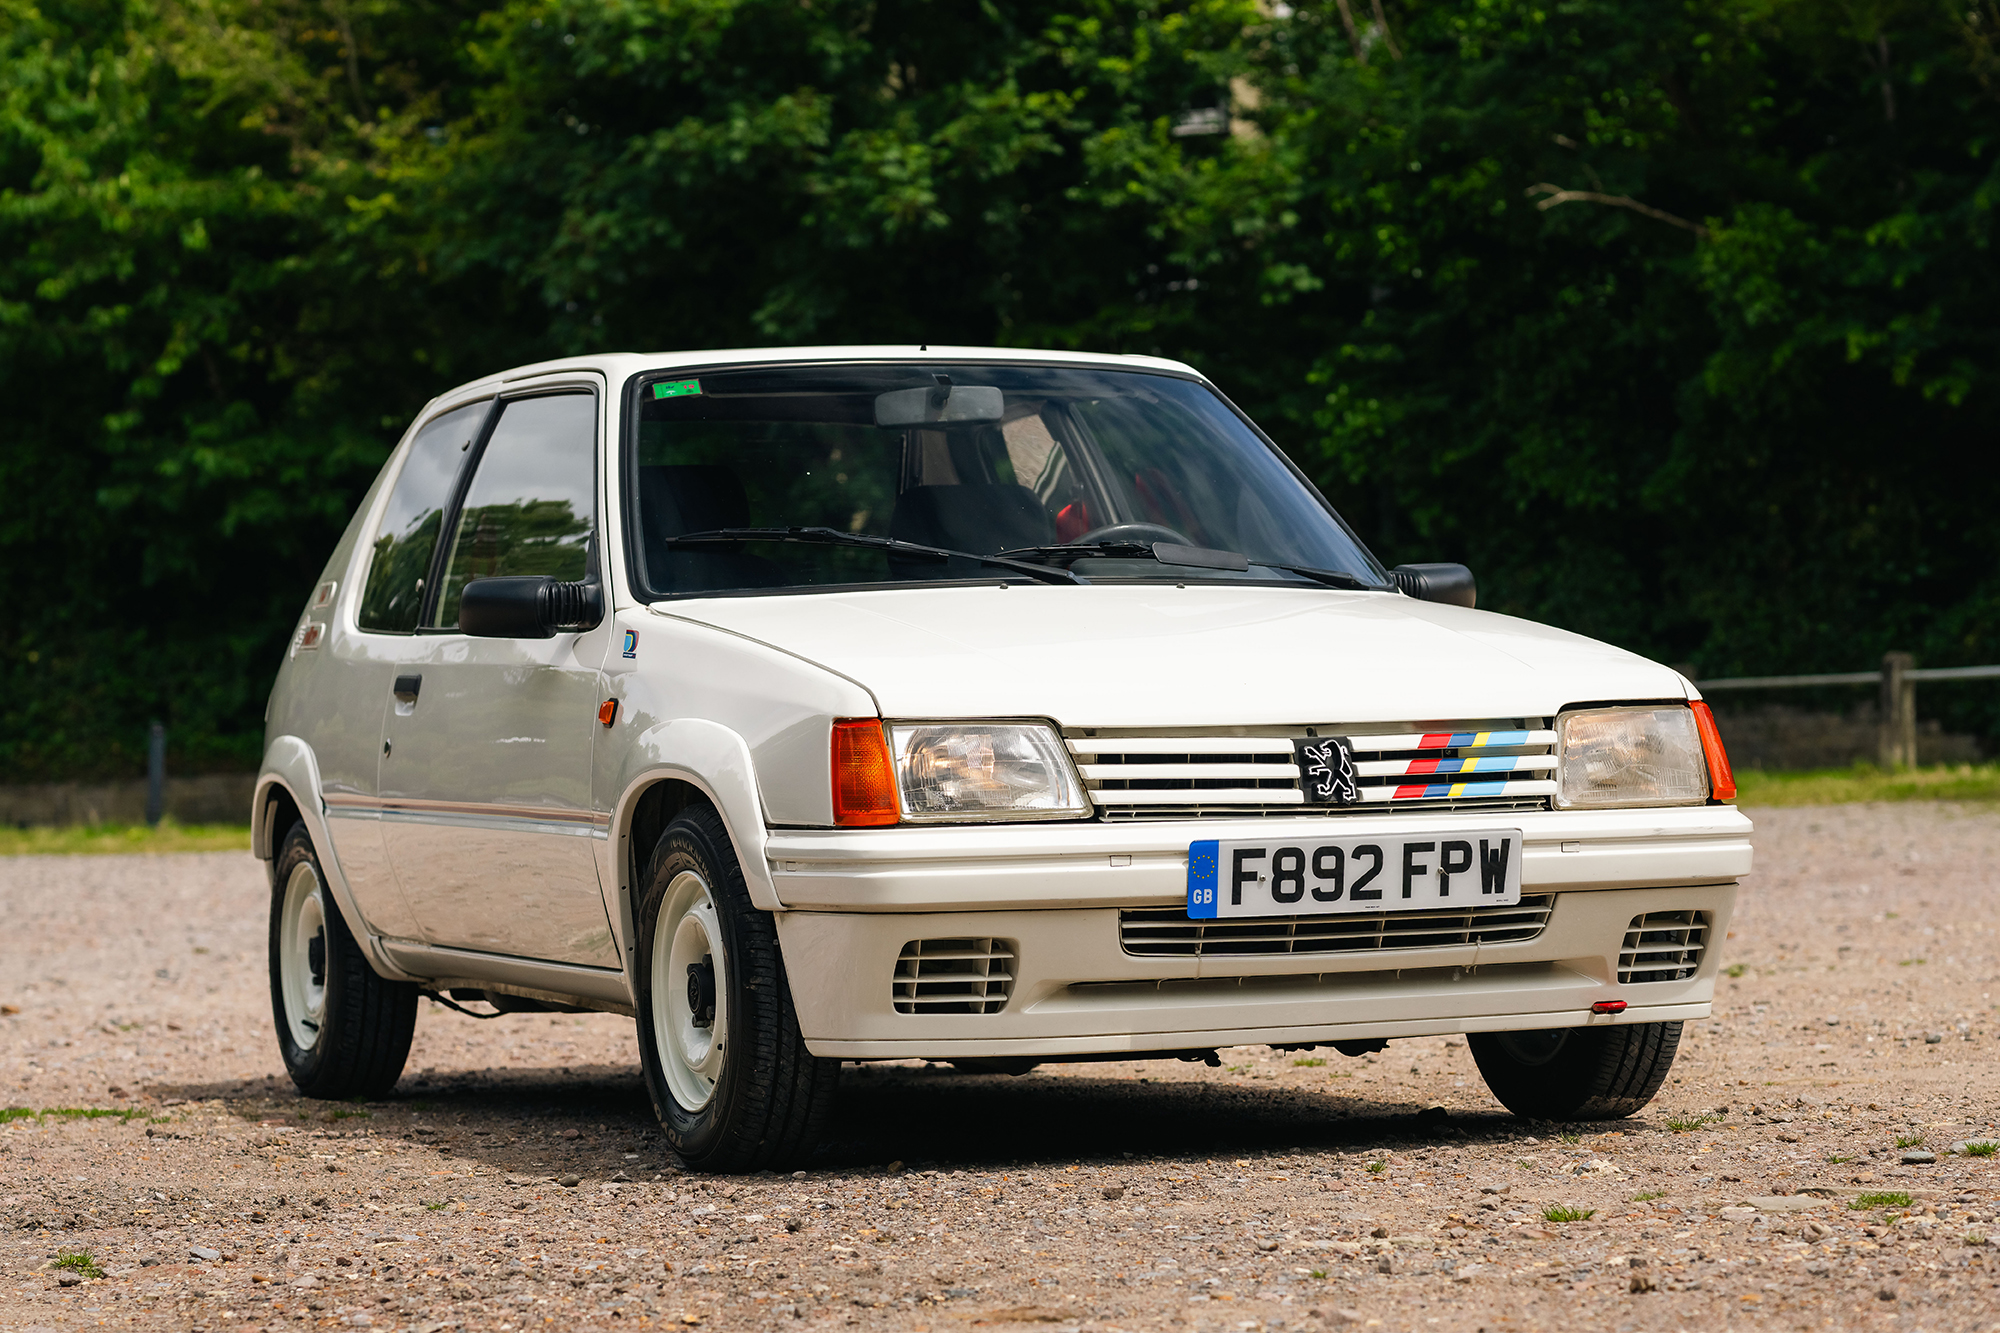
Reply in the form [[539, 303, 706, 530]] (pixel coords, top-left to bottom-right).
[[889, 484, 1054, 555]]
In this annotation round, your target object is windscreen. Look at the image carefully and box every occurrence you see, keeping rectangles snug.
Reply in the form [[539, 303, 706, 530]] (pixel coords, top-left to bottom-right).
[[628, 364, 1386, 597]]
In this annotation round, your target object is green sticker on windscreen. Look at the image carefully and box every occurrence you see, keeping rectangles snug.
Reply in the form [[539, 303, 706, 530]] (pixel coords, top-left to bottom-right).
[[653, 378, 701, 399]]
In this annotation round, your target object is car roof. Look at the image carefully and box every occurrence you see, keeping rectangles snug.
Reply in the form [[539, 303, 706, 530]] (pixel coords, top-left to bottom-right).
[[423, 344, 1206, 412]]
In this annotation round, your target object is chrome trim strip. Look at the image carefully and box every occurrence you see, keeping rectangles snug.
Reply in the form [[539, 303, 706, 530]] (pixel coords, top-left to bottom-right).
[[321, 791, 611, 837]]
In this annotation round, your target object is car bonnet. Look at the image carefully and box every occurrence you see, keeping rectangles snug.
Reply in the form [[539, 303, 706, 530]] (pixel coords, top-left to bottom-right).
[[649, 585, 1689, 727]]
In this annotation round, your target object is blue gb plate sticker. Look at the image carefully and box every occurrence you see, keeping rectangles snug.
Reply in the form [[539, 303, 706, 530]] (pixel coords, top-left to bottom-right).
[[1187, 840, 1220, 919]]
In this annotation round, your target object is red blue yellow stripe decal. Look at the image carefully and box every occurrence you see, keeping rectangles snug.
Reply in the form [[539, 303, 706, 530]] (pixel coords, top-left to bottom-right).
[[1415, 729, 1530, 750], [1392, 779, 1514, 800], [1403, 756, 1520, 776]]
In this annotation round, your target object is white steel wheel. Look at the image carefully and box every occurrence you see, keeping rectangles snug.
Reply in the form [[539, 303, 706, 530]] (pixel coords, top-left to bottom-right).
[[277, 858, 329, 1050], [651, 868, 728, 1111]]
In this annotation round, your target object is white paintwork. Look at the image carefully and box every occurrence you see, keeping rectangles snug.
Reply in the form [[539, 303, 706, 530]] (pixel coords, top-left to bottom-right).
[[761, 803, 1750, 913], [777, 882, 1735, 1057], [258, 343, 1755, 1063], [658, 584, 1689, 726]]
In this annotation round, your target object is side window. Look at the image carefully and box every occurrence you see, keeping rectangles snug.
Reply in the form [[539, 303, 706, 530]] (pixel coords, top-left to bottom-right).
[[358, 401, 488, 633], [434, 393, 597, 628]]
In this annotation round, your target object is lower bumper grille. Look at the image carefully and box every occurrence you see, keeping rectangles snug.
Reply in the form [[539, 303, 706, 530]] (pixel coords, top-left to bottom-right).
[[1618, 911, 1709, 983], [891, 938, 1016, 1014], [1119, 896, 1555, 958]]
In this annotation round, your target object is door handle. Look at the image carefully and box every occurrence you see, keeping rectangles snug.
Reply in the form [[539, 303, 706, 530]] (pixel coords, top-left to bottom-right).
[[393, 674, 422, 705]]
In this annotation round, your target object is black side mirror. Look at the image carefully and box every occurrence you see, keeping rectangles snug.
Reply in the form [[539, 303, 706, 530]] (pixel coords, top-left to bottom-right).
[[1391, 563, 1476, 609], [459, 576, 604, 638]]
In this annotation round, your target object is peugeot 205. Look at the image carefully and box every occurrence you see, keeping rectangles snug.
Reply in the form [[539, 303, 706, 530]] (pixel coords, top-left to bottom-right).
[[257, 346, 1751, 1170]]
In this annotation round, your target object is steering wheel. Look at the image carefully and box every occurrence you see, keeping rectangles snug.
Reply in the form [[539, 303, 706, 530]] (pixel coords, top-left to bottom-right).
[[1071, 522, 1193, 548]]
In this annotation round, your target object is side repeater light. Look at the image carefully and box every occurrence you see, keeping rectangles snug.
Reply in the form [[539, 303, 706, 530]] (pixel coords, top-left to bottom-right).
[[832, 718, 899, 826], [1591, 1000, 1628, 1015]]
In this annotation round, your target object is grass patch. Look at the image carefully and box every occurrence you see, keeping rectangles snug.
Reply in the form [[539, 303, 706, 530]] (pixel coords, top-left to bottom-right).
[[1734, 762, 2000, 808], [1827, 1155, 1854, 1165], [1852, 1192, 1915, 1210], [327, 1107, 372, 1121], [1542, 1205, 1596, 1223], [1665, 1113, 1717, 1133], [1556, 1132, 1582, 1145], [51, 1250, 105, 1279], [1963, 1142, 1998, 1158], [1366, 1160, 1386, 1174], [1291, 1057, 1327, 1068], [1632, 1190, 1665, 1202], [422, 1201, 449, 1212], [1308, 1268, 1328, 1280], [0, 821, 252, 857], [1895, 1134, 1925, 1149], [2, 1106, 153, 1124], [1724, 963, 1748, 978]]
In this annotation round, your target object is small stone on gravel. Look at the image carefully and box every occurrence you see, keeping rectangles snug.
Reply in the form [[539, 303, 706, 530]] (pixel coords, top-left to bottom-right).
[[1902, 1151, 1937, 1165], [558, 1173, 582, 1186]]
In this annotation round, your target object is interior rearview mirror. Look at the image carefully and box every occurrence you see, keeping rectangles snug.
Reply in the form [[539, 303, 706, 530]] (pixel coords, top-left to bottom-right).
[[1390, 563, 1476, 609], [459, 576, 604, 638], [876, 376, 1004, 428]]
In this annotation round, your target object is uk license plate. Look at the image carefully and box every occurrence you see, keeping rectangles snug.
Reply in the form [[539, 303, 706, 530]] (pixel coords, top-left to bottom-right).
[[1186, 830, 1524, 919]]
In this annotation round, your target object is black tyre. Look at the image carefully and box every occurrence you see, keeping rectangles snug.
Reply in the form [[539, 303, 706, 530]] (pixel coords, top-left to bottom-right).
[[1468, 1021, 1682, 1120], [269, 823, 418, 1099], [634, 805, 838, 1171]]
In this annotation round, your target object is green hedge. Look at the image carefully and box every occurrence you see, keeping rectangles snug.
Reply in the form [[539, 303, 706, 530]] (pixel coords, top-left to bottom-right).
[[4, 0, 1995, 778]]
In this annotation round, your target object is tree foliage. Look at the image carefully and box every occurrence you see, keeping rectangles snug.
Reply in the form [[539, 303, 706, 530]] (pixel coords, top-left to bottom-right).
[[3, 0, 1996, 777]]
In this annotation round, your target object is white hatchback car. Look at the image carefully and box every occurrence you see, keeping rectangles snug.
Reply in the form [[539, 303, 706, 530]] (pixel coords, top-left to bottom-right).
[[259, 346, 1751, 1170]]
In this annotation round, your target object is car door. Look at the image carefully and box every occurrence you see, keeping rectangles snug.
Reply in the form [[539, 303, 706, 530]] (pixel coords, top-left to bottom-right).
[[325, 396, 494, 941], [377, 387, 620, 968]]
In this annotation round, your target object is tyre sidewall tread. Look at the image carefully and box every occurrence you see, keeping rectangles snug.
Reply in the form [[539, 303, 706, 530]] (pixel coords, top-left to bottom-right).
[[1469, 1021, 1683, 1121], [633, 806, 835, 1172], [268, 825, 417, 1100]]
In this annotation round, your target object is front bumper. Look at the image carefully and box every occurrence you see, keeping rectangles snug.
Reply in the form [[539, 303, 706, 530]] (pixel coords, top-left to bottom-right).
[[768, 803, 1750, 1059]]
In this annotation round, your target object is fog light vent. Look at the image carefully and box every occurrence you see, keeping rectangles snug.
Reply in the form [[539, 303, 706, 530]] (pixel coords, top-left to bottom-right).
[[1618, 911, 1709, 984], [891, 938, 1015, 1015]]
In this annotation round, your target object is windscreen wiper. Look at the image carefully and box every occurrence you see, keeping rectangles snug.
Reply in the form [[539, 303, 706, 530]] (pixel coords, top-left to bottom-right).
[[994, 540, 1373, 589], [664, 527, 1087, 586]]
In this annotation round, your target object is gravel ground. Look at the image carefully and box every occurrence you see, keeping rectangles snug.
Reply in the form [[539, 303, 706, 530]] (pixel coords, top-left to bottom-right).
[[4, 802, 2000, 1332]]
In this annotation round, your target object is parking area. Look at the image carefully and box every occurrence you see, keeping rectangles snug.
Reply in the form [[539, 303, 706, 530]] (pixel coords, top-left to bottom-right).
[[4, 802, 2000, 1331]]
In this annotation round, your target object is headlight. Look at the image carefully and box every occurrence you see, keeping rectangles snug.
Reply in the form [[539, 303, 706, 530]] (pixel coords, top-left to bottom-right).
[[888, 723, 1089, 822], [1556, 706, 1710, 809]]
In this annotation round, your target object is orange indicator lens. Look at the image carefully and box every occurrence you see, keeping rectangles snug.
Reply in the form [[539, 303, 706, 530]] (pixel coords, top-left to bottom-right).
[[831, 719, 899, 826], [598, 698, 618, 727], [1690, 701, 1735, 801]]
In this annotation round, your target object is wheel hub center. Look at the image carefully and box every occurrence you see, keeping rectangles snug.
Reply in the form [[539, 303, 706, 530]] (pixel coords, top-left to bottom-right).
[[686, 957, 716, 1028]]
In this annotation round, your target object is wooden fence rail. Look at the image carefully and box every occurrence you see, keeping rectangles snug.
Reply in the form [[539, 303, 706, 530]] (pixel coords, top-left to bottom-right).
[[1696, 653, 2000, 768]]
